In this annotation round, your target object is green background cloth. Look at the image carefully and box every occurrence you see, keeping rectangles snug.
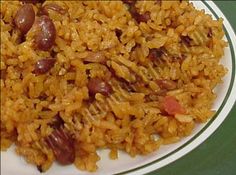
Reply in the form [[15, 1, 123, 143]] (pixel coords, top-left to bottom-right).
[[149, 1, 236, 175]]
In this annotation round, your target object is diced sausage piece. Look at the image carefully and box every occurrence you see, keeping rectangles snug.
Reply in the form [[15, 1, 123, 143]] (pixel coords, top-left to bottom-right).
[[161, 96, 185, 115]]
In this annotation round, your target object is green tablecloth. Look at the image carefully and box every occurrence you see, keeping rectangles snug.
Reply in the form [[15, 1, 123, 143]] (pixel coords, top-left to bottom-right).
[[149, 1, 236, 175]]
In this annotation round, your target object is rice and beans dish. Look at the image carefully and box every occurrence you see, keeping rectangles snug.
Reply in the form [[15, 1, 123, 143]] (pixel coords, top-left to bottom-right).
[[0, 0, 227, 172]]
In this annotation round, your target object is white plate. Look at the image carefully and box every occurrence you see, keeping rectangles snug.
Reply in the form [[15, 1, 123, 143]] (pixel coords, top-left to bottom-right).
[[1, 1, 236, 175]]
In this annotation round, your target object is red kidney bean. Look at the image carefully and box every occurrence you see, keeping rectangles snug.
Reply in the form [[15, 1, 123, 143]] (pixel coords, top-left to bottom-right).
[[45, 127, 75, 165], [32, 58, 56, 75], [14, 4, 35, 34], [41, 3, 67, 16], [87, 78, 112, 96], [34, 15, 56, 51]]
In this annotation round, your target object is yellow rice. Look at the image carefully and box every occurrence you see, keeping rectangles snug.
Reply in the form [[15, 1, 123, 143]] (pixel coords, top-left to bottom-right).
[[0, 0, 227, 172]]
